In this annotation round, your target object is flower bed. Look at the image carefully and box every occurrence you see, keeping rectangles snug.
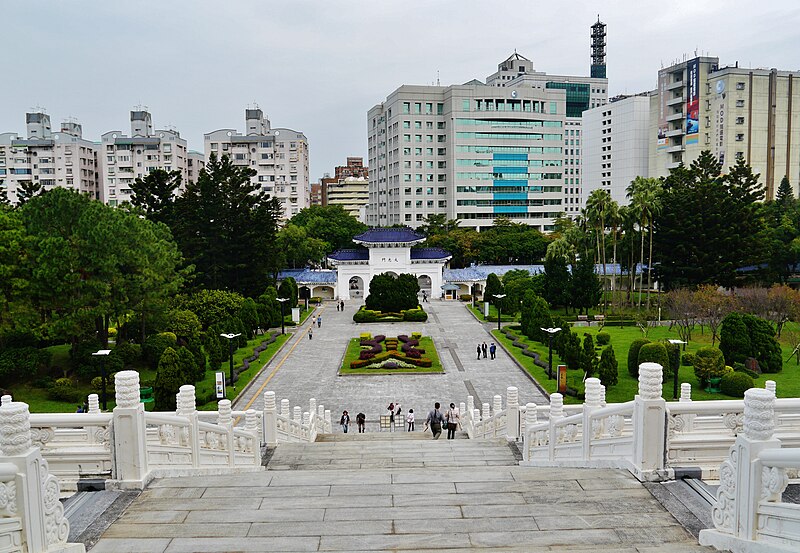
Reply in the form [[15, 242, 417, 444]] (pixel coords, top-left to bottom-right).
[[340, 335, 442, 374]]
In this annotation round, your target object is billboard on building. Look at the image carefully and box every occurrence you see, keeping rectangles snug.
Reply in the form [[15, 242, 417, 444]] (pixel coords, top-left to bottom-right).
[[685, 58, 700, 145], [657, 71, 669, 149]]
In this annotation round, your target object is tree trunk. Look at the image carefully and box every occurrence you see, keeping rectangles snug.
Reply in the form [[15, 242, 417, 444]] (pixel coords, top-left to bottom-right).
[[646, 220, 654, 310], [611, 230, 617, 316], [638, 220, 646, 310], [600, 218, 607, 315]]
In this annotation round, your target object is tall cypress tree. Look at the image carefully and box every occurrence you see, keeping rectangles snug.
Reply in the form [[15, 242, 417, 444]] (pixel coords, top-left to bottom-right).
[[570, 254, 602, 315]]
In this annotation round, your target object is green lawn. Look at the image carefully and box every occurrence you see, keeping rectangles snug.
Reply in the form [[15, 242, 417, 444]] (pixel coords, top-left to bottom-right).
[[496, 322, 800, 404], [468, 303, 517, 323], [340, 336, 443, 375]]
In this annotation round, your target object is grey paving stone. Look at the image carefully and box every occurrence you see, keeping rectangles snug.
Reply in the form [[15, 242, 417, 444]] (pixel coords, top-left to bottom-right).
[[534, 512, 681, 530], [186, 507, 325, 523], [329, 482, 456, 496], [248, 520, 393, 537], [117, 510, 188, 524], [392, 492, 526, 507], [103, 522, 251, 538], [90, 538, 171, 553], [124, 497, 262, 511], [318, 532, 472, 551], [259, 494, 392, 509], [202, 484, 331, 498], [163, 536, 320, 552], [393, 516, 537, 534], [323, 505, 463, 521], [468, 528, 623, 548], [139, 487, 205, 500]]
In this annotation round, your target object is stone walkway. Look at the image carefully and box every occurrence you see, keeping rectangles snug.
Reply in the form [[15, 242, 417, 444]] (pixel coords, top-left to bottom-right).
[[90, 434, 714, 552], [233, 300, 547, 430]]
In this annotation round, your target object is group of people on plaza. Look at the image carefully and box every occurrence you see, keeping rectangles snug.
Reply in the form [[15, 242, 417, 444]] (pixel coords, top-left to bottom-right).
[[308, 313, 323, 339], [339, 401, 460, 439], [476, 341, 496, 360]]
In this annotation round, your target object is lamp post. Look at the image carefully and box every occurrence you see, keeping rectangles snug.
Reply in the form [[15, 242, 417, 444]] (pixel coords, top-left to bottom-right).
[[219, 333, 241, 392], [493, 294, 507, 332], [92, 349, 112, 410], [276, 297, 288, 335], [540, 327, 562, 380], [668, 339, 687, 400]]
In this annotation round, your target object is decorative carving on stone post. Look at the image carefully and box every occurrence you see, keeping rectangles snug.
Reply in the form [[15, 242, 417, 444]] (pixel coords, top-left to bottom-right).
[[680, 383, 692, 402], [280, 399, 290, 418], [632, 363, 667, 480], [0, 402, 31, 456], [492, 395, 502, 416], [0, 394, 12, 406], [263, 391, 278, 446], [114, 371, 140, 409], [112, 371, 148, 488], [506, 387, 519, 440], [217, 400, 232, 428], [87, 394, 100, 414]]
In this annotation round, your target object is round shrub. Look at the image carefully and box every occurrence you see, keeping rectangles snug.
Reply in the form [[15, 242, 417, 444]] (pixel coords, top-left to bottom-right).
[[681, 352, 696, 366], [48, 378, 82, 403], [627, 338, 651, 377], [637, 342, 672, 381], [693, 346, 726, 385], [114, 342, 142, 365], [720, 371, 754, 398], [402, 308, 428, 322], [596, 331, 611, 346], [143, 332, 178, 369]]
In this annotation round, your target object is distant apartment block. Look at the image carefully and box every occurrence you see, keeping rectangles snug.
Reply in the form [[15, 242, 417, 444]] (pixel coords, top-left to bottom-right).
[[0, 111, 100, 204], [319, 157, 369, 220], [100, 110, 190, 206], [583, 94, 650, 206], [204, 107, 310, 221], [650, 56, 800, 199]]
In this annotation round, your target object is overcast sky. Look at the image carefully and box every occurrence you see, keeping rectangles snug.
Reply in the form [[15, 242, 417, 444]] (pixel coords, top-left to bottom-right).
[[3, 1, 799, 180]]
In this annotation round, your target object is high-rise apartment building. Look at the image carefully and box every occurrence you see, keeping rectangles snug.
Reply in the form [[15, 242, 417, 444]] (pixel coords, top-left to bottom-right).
[[319, 157, 369, 220], [187, 151, 205, 184], [583, 94, 650, 205], [367, 82, 567, 231], [99, 110, 190, 206], [334, 157, 368, 180], [204, 107, 310, 221], [0, 111, 100, 204], [650, 56, 800, 199]]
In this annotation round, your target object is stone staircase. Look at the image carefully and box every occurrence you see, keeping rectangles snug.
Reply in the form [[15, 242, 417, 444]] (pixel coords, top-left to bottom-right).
[[88, 433, 717, 552]]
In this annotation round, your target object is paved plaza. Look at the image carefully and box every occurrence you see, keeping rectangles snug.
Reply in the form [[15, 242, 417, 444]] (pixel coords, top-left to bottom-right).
[[234, 300, 548, 429]]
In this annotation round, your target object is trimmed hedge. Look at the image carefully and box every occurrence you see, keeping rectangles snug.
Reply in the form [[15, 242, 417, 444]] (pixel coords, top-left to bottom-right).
[[720, 371, 754, 398], [681, 353, 696, 366], [627, 338, 650, 377], [596, 331, 611, 346], [353, 306, 428, 323], [638, 342, 672, 381]]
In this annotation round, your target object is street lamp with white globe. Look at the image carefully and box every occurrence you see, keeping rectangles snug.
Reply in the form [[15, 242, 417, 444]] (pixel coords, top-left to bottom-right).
[[541, 327, 562, 379]]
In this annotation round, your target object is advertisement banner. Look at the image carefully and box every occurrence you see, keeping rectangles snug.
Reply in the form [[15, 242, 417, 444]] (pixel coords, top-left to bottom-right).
[[657, 71, 669, 149], [685, 58, 700, 145], [215, 372, 225, 399]]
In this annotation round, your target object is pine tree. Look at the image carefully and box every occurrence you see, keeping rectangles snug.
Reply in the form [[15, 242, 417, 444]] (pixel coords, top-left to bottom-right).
[[154, 347, 183, 411], [543, 252, 570, 310], [582, 333, 597, 377], [570, 254, 602, 315], [776, 175, 794, 207], [519, 291, 552, 344], [598, 345, 619, 387]]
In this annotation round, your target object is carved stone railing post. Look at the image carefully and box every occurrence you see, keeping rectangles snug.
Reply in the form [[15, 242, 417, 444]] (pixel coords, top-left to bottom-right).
[[178, 385, 200, 468], [678, 383, 695, 432], [0, 394, 11, 406], [548, 393, 564, 461], [599, 384, 606, 408], [583, 378, 602, 460], [280, 399, 290, 418], [87, 394, 100, 414], [632, 363, 667, 480], [523, 402, 538, 462], [263, 391, 278, 446], [492, 394, 502, 417], [700, 388, 781, 550], [324, 409, 332, 432], [0, 401, 85, 553], [481, 403, 490, 421], [217, 400, 234, 466], [765, 380, 776, 395], [112, 370, 148, 489], [506, 387, 519, 441]]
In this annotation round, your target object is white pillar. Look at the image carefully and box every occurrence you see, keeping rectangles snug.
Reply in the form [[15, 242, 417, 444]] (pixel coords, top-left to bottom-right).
[[245, 409, 258, 435], [280, 399, 290, 418], [765, 380, 776, 395], [324, 409, 332, 432], [482, 403, 490, 421], [700, 388, 782, 550], [506, 387, 519, 441], [547, 393, 564, 461], [0, 394, 12, 406], [112, 370, 148, 489], [523, 403, 538, 462], [293, 406, 302, 423], [217, 399, 232, 428], [178, 385, 199, 467], [582, 378, 602, 460], [263, 391, 278, 446], [680, 382, 692, 402], [0, 401, 85, 553], [679, 382, 694, 433], [87, 394, 100, 414], [632, 363, 667, 480], [492, 394, 502, 416]]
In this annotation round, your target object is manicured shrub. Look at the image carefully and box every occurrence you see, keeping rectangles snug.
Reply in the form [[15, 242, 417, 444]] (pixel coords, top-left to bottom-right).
[[165, 309, 202, 343], [664, 341, 681, 383], [693, 346, 728, 385], [563, 331, 582, 371], [681, 353, 696, 366], [597, 345, 618, 387], [459, 294, 472, 302], [0, 346, 51, 381], [742, 314, 782, 374], [734, 364, 760, 379], [519, 291, 552, 344], [720, 371, 754, 398], [596, 331, 611, 346], [154, 347, 182, 411], [365, 273, 420, 312], [47, 377, 82, 403], [402, 308, 428, 322], [637, 342, 671, 381], [720, 312, 750, 365], [627, 338, 650, 377], [113, 342, 142, 366], [143, 332, 178, 369], [353, 308, 379, 323], [582, 334, 597, 377]]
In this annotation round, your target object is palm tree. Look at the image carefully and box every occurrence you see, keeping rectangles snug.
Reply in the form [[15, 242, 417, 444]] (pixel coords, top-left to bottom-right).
[[626, 177, 663, 310], [585, 189, 612, 313], [606, 200, 621, 312]]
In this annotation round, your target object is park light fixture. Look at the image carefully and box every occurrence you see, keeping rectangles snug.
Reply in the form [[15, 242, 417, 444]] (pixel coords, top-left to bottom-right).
[[668, 339, 687, 400], [541, 327, 562, 380], [494, 294, 507, 332], [276, 297, 289, 335], [219, 333, 242, 392], [92, 349, 112, 410]]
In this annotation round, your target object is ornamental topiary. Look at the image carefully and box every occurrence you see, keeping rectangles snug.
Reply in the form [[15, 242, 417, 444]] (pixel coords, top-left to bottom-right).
[[597, 345, 618, 387], [637, 342, 672, 381], [719, 312, 750, 366], [596, 331, 611, 346], [681, 352, 696, 366], [627, 338, 651, 377], [720, 371, 754, 398], [693, 346, 726, 385]]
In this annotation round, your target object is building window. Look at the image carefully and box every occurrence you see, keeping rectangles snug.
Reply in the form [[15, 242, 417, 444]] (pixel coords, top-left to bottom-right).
[[736, 117, 745, 124], [736, 100, 745, 108], [549, 102, 557, 115], [462, 100, 470, 112], [403, 121, 410, 129], [736, 134, 744, 141], [736, 82, 745, 90], [403, 102, 410, 114], [414, 102, 421, 114], [437, 103, 444, 115]]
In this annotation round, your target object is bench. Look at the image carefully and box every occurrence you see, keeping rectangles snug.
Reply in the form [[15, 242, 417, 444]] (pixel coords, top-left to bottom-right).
[[593, 314, 605, 321], [577, 315, 588, 321]]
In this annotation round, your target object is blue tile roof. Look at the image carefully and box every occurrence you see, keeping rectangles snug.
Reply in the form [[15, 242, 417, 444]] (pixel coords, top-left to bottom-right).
[[277, 269, 338, 284], [444, 264, 642, 282], [410, 248, 451, 260], [353, 227, 425, 244], [328, 249, 369, 261]]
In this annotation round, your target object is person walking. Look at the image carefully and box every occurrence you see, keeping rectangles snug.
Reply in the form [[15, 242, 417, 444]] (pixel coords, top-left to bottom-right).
[[317, 314, 322, 328], [340, 300, 344, 311], [336, 302, 340, 312], [422, 291, 427, 303], [476, 343, 482, 360], [445, 403, 460, 439], [406, 409, 415, 432], [356, 412, 366, 433], [308, 327, 313, 340], [482, 342, 488, 359], [424, 402, 445, 440], [387, 402, 395, 429], [489, 342, 496, 360], [340, 410, 350, 433]]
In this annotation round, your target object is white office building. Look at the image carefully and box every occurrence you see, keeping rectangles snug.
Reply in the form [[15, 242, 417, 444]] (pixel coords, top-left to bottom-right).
[[99, 110, 190, 206], [0, 111, 100, 205], [583, 94, 650, 206], [204, 108, 310, 221]]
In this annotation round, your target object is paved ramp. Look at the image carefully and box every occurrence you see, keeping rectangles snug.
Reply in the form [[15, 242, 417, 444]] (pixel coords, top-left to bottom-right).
[[90, 434, 714, 552]]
